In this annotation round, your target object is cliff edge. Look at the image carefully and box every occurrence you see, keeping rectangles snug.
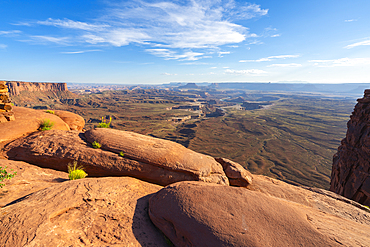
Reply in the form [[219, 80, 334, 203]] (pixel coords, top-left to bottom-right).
[[330, 89, 370, 206], [5, 81, 68, 96]]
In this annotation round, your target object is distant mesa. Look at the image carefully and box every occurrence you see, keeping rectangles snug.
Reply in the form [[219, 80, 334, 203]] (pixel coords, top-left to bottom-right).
[[178, 83, 199, 89], [5, 81, 68, 96]]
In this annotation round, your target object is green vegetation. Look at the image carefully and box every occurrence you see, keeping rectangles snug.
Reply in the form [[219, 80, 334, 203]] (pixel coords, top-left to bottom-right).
[[119, 151, 125, 157], [46, 110, 55, 114], [67, 161, 87, 180], [39, 119, 55, 131], [97, 116, 112, 128], [0, 166, 17, 188], [92, 141, 101, 149]]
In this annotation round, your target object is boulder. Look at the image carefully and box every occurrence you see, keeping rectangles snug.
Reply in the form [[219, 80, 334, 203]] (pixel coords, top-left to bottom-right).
[[54, 110, 85, 131], [85, 128, 229, 185], [149, 181, 370, 247], [215, 157, 253, 187], [0, 159, 68, 207], [330, 90, 370, 206], [3, 130, 228, 186], [0, 106, 70, 145], [0, 176, 168, 247]]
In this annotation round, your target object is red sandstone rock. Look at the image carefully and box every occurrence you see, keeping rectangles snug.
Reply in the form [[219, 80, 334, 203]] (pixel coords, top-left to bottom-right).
[[0, 107, 70, 144], [85, 128, 229, 185], [215, 157, 253, 187], [6, 81, 68, 96], [0, 176, 167, 247], [54, 110, 85, 131], [0, 159, 68, 207], [3, 130, 228, 186], [149, 181, 370, 247], [330, 90, 370, 206]]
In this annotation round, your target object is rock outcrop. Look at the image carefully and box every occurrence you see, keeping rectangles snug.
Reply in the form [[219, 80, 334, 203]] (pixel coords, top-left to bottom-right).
[[6, 81, 68, 96], [4, 129, 229, 186], [330, 89, 370, 206], [0, 81, 14, 122], [85, 128, 229, 185], [0, 176, 168, 247], [0, 107, 70, 145], [149, 181, 370, 247], [215, 157, 253, 187], [54, 110, 85, 131]]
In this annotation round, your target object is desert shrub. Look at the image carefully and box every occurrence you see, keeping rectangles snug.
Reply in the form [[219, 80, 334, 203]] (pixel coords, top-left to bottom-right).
[[39, 119, 54, 131], [96, 116, 112, 128], [92, 141, 101, 149], [0, 166, 17, 188], [119, 151, 125, 157], [67, 161, 87, 180], [46, 110, 55, 114]]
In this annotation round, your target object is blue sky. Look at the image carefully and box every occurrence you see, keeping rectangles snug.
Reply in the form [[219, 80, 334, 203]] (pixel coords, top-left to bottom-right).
[[1, 0, 370, 84]]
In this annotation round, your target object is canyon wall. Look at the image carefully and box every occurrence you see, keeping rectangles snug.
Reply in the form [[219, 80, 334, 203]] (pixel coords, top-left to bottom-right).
[[5, 81, 68, 96], [330, 89, 370, 206]]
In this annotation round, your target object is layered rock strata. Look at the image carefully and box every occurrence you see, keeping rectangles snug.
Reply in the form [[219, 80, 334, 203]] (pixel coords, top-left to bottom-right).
[[0, 81, 14, 123], [6, 81, 68, 96], [330, 89, 370, 206]]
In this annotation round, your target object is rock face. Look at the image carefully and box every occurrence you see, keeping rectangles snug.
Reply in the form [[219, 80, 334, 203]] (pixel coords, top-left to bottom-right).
[[149, 181, 370, 247], [85, 128, 229, 185], [0, 159, 68, 207], [4, 130, 229, 186], [54, 110, 85, 131], [6, 81, 68, 96], [0, 107, 70, 145], [215, 157, 253, 187], [0, 81, 15, 122], [0, 176, 168, 247], [330, 89, 370, 206]]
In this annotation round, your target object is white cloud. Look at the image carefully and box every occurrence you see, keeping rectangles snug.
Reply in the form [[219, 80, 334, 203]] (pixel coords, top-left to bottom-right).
[[268, 63, 302, 67], [218, 51, 230, 57], [61, 49, 102, 54], [0, 30, 21, 36], [37, 18, 109, 31], [309, 57, 370, 67], [30, 35, 70, 45], [345, 19, 357, 22], [270, 34, 281, 37], [146, 49, 204, 61], [345, 39, 370, 49], [225, 69, 268, 75], [161, 72, 177, 76], [240, 54, 299, 62], [0, 44, 7, 49]]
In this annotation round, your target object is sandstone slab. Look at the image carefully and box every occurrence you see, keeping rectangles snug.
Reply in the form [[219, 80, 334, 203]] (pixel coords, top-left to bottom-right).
[[0, 177, 167, 247], [149, 181, 370, 247], [4, 130, 227, 186], [85, 128, 229, 185], [0, 106, 70, 145], [0, 159, 68, 207], [54, 110, 85, 131]]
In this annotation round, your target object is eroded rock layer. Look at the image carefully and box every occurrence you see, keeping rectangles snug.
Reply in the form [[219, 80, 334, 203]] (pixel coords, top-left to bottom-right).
[[330, 89, 370, 206]]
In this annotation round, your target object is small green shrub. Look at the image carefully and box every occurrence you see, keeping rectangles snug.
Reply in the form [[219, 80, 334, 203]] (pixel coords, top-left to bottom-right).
[[119, 151, 125, 157], [67, 161, 87, 180], [92, 141, 101, 149], [46, 110, 55, 114], [0, 166, 17, 188], [96, 116, 112, 128], [39, 119, 54, 131]]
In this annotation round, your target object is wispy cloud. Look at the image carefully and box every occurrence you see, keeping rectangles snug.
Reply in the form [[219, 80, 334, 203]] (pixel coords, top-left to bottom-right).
[[225, 68, 267, 75], [344, 39, 370, 49], [345, 19, 357, 22], [309, 57, 370, 67], [0, 44, 7, 49], [0, 30, 21, 36], [61, 49, 102, 54], [146, 49, 204, 61], [161, 72, 177, 76], [240, 55, 299, 62], [29, 35, 70, 45], [218, 51, 230, 57], [14, 0, 268, 60], [268, 63, 302, 67]]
